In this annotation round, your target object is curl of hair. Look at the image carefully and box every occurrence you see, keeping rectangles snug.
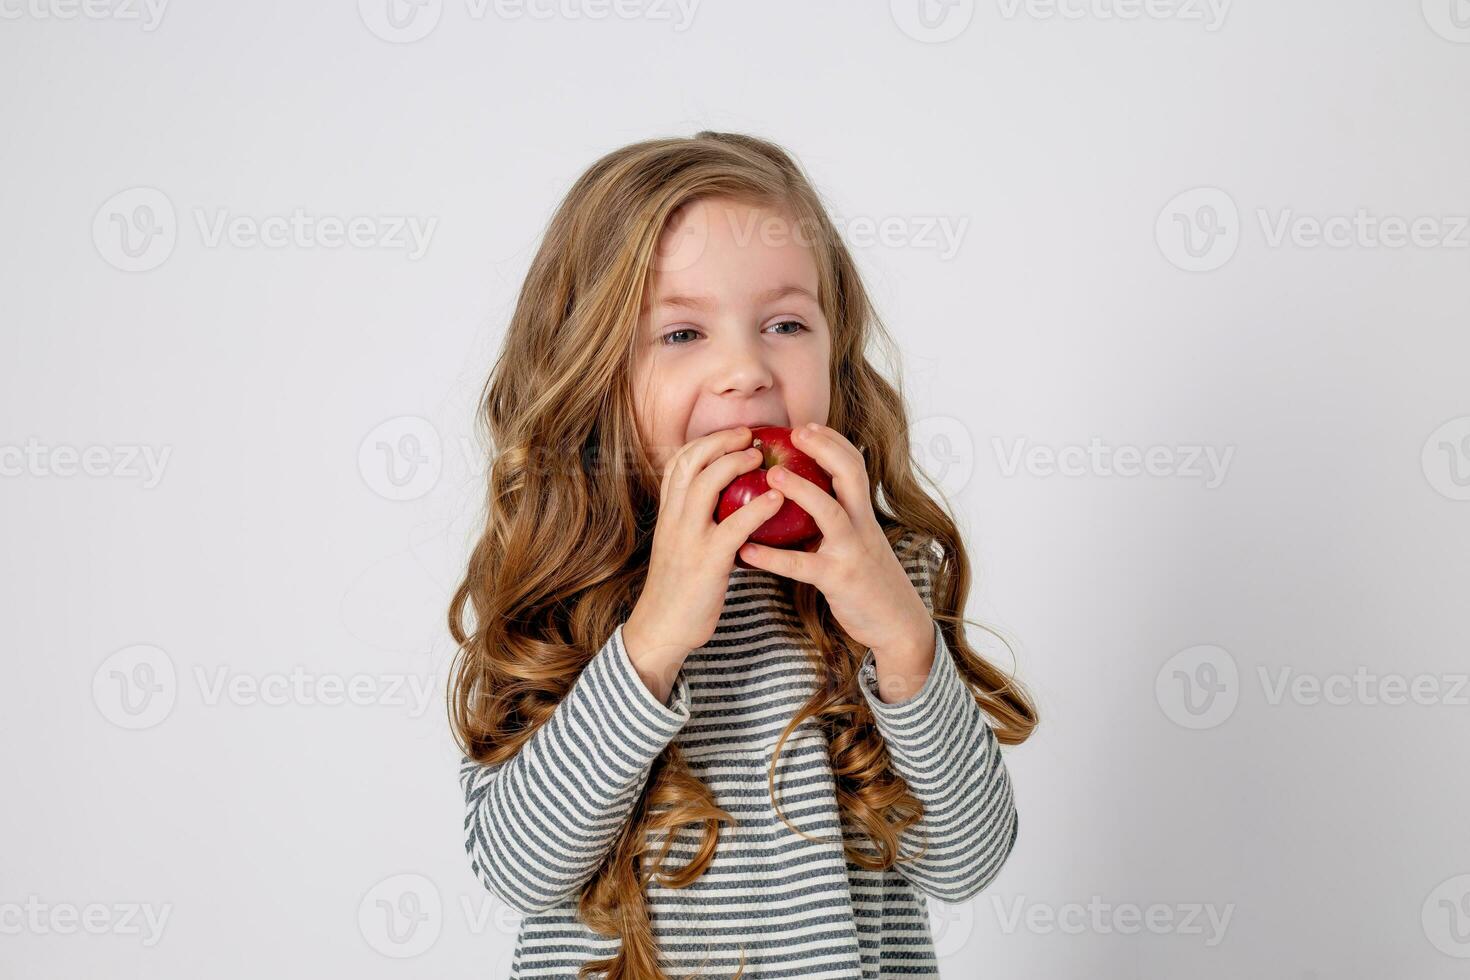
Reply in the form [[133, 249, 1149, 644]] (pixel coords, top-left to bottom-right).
[[448, 130, 1039, 980]]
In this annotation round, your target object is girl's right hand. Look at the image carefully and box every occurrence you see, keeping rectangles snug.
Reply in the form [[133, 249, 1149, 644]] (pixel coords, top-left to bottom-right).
[[624, 426, 785, 672]]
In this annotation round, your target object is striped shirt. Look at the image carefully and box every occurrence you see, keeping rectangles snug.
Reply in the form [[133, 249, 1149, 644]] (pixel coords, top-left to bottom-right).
[[459, 533, 1019, 978]]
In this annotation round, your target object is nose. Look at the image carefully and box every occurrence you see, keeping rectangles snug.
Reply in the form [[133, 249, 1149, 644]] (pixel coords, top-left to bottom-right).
[[708, 329, 775, 396]]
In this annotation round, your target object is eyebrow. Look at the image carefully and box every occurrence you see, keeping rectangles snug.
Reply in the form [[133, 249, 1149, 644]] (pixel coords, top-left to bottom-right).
[[653, 283, 818, 312]]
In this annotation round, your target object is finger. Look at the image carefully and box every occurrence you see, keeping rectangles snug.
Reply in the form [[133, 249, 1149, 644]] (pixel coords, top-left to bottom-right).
[[790, 424, 872, 526], [796, 423, 865, 468], [688, 445, 767, 520], [765, 464, 850, 542], [738, 539, 821, 585], [712, 487, 786, 555], [661, 426, 752, 514]]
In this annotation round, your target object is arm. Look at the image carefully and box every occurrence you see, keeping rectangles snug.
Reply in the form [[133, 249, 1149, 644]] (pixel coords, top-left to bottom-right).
[[459, 622, 693, 915], [855, 535, 1020, 903]]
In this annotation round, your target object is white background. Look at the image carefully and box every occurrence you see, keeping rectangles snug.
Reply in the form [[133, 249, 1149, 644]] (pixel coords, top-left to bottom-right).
[[3, 1, 1469, 977]]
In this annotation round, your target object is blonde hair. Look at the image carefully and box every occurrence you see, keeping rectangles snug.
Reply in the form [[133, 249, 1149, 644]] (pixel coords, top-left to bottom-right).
[[447, 131, 1038, 980]]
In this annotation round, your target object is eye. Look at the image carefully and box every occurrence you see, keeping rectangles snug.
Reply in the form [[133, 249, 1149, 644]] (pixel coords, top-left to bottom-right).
[[659, 327, 700, 347], [766, 320, 808, 336]]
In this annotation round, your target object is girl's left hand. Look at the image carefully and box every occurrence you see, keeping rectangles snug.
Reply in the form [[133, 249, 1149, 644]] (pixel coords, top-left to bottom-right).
[[738, 423, 933, 658]]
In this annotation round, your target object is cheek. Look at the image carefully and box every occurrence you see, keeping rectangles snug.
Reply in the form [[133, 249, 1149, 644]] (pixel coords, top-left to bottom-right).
[[785, 348, 831, 400], [632, 382, 670, 450], [635, 406, 683, 473]]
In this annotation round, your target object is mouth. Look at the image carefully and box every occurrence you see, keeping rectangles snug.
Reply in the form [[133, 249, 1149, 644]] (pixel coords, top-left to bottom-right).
[[701, 419, 786, 438]]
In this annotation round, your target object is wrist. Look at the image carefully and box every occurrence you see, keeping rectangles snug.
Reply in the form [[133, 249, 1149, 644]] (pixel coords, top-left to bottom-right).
[[621, 615, 689, 704], [866, 616, 938, 705], [871, 610, 936, 664]]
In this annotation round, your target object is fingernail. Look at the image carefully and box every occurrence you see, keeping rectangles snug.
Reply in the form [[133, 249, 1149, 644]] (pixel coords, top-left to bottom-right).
[[768, 466, 783, 482]]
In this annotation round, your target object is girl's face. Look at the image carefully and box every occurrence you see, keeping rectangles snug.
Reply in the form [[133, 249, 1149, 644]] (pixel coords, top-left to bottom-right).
[[631, 196, 832, 483]]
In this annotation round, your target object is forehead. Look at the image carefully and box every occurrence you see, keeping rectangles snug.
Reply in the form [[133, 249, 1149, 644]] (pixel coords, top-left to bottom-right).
[[644, 197, 821, 311]]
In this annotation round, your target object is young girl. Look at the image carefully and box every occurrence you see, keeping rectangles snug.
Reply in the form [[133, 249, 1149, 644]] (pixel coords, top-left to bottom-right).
[[449, 131, 1038, 980]]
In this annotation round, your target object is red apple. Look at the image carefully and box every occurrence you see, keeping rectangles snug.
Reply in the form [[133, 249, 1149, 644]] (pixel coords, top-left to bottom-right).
[[715, 425, 836, 567]]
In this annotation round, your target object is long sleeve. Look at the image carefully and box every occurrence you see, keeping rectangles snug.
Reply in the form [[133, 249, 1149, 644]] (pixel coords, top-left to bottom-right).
[[459, 622, 693, 915], [855, 535, 1020, 903]]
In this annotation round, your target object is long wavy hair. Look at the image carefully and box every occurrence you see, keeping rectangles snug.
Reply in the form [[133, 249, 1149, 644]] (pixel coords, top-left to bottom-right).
[[448, 131, 1039, 980]]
